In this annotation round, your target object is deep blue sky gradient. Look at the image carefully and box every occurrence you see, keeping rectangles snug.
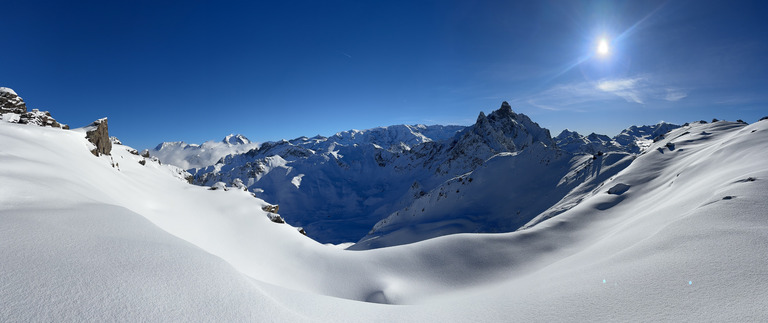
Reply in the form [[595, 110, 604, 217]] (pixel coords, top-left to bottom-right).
[[3, 0, 767, 149]]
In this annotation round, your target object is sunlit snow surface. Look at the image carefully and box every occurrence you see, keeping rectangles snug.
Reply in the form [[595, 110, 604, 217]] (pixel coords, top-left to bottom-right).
[[1, 120, 767, 321]]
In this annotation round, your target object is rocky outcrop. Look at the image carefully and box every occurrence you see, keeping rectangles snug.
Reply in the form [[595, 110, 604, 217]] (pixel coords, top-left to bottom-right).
[[0, 87, 68, 129], [85, 118, 112, 156], [0, 87, 26, 114]]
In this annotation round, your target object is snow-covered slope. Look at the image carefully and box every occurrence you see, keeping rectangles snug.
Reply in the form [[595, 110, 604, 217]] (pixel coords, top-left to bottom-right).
[[2, 117, 768, 321], [150, 134, 260, 169], [354, 146, 634, 249]]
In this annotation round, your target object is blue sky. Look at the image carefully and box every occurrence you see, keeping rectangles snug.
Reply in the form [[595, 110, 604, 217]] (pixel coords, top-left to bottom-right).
[[3, 0, 767, 149]]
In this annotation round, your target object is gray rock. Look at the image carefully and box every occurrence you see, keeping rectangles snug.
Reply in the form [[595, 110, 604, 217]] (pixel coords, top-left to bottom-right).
[[0, 87, 27, 114], [85, 118, 112, 156], [1, 87, 68, 129]]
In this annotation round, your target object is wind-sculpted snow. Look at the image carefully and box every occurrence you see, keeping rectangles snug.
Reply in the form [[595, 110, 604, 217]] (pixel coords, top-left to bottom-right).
[[2, 116, 767, 321]]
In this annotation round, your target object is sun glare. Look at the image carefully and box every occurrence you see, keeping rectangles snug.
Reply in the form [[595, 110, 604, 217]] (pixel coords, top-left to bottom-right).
[[597, 38, 610, 56]]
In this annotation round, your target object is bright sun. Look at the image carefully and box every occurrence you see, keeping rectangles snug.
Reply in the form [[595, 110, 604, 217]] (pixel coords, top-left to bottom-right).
[[597, 38, 610, 56]]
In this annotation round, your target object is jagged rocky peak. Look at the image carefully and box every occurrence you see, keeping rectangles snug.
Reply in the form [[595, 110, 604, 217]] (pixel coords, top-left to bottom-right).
[[223, 134, 250, 145], [464, 101, 555, 153], [84, 118, 112, 156]]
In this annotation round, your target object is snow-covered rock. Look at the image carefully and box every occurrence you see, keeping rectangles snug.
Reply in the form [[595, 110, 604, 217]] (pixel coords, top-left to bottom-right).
[[0, 87, 68, 129]]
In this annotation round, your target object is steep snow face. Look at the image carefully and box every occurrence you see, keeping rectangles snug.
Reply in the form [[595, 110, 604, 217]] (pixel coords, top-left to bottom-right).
[[150, 134, 260, 169], [187, 103, 564, 244], [354, 145, 635, 249], [3, 117, 767, 321]]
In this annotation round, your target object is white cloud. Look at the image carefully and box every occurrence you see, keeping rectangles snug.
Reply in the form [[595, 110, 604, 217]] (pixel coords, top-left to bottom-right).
[[520, 75, 687, 111], [665, 88, 688, 101], [596, 77, 647, 104], [596, 78, 640, 92]]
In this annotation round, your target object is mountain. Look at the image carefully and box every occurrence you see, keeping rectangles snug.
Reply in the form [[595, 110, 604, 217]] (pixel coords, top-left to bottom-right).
[[161, 102, 573, 244], [613, 122, 681, 152], [150, 134, 260, 169], [555, 129, 619, 154], [164, 102, 679, 246], [185, 123, 466, 244], [3, 106, 767, 321], [554, 122, 682, 155]]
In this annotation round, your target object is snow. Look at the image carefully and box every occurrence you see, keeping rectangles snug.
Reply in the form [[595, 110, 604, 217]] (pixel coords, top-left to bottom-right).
[[2, 113, 20, 123], [291, 174, 305, 188], [0, 86, 17, 95], [2, 118, 768, 321]]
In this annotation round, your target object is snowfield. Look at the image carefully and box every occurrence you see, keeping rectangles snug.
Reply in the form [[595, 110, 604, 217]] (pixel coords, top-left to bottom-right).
[[2, 118, 768, 321]]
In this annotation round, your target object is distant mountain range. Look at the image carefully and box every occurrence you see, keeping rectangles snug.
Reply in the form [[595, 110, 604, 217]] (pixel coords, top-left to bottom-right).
[[150, 102, 682, 246]]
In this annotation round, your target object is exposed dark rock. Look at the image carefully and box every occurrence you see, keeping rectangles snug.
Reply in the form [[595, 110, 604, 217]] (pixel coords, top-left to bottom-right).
[[268, 213, 285, 224], [209, 182, 228, 191], [85, 118, 112, 156], [262, 204, 280, 213]]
